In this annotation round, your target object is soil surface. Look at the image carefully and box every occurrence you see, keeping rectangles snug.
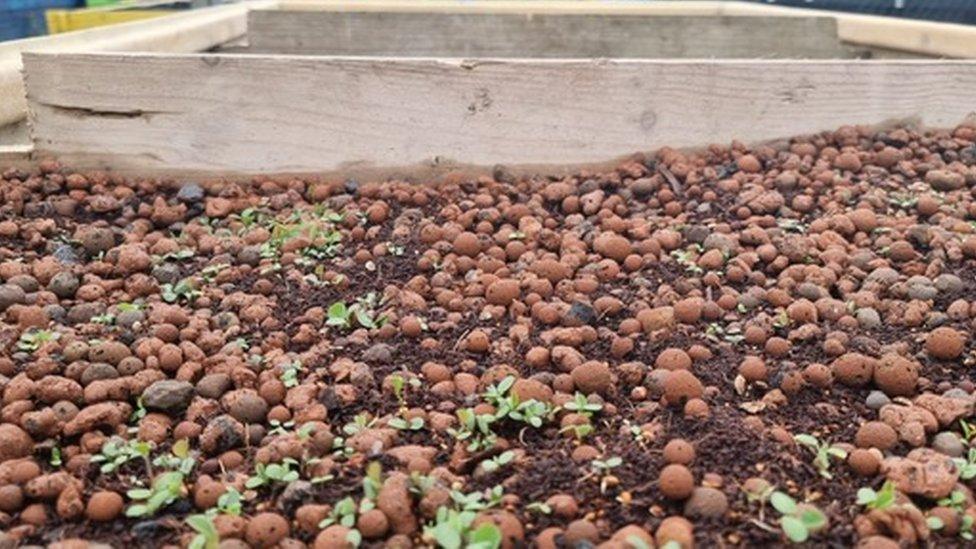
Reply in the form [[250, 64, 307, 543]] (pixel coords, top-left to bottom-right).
[[1, 124, 976, 549]]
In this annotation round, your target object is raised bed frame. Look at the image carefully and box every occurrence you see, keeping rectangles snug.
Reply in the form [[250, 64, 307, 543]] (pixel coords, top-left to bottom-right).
[[3, 0, 976, 176]]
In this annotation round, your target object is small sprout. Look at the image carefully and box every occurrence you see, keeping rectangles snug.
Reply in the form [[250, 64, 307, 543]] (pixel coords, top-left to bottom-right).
[[961, 514, 975, 541], [960, 418, 976, 445], [161, 279, 201, 304], [448, 409, 497, 452], [90, 313, 116, 325], [319, 496, 358, 528], [245, 459, 300, 489], [216, 487, 243, 516], [343, 413, 376, 436], [327, 293, 386, 331], [152, 438, 195, 476], [386, 242, 405, 256], [126, 470, 185, 517], [91, 437, 153, 475], [425, 507, 502, 549], [953, 448, 976, 480], [390, 374, 408, 408], [281, 360, 302, 388], [559, 422, 594, 441], [388, 417, 425, 431], [770, 491, 826, 543], [116, 302, 143, 313], [591, 456, 623, 474], [794, 434, 847, 479], [480, 451, 515, 474], [17, 329, 59, 352], [856, 481, 897, 510], [268, 419, 296, 437], [938, 489, 967, 511], [563, 393, 603, 418], [187, 513, 219, 549], [130, 397, 148, 423]]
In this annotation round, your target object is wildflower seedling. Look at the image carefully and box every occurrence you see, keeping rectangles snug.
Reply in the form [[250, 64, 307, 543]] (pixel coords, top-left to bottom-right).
[[126, 470, 185, 517], [480, 451, 515, 474], [90, 437, 153, 474], [770, 491, 826, 543], [161, 279, 201, 304], [449, 409, 498, 452], [953, 448, 976, 480], [245, 458, 300, 489], [17, 329, 59, 352], [794, 434, 848, 479], [856, 481, 898, 510], [187, 514, 219, 549]]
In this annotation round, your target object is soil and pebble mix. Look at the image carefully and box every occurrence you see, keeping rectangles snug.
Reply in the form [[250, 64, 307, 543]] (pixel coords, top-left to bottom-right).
[[1, 123, 976, 549]]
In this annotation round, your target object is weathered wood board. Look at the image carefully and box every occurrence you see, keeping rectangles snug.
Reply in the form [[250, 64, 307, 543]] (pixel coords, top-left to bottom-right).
[[23, 53, 976, 176], [280, 0, 976, 58], [247, 11, 852, 58], [0, 0, 277, 129]]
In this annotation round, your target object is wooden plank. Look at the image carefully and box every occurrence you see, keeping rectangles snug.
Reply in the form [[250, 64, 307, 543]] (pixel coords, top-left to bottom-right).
[[0, 0, 278, 128], [280, 0, 976, 58], [247, 11, 850, 59], [23, 53, 976, 177]]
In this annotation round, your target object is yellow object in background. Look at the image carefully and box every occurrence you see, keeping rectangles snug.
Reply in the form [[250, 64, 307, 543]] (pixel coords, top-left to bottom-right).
[[45, 8, 171, 34]]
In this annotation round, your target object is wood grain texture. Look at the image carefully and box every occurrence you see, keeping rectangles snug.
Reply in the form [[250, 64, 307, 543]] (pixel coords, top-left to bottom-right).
[[24, 53, 976, 176], [0, 0, 277, 128], [281, 0, 976, 58], [248, 11, 850, 58]]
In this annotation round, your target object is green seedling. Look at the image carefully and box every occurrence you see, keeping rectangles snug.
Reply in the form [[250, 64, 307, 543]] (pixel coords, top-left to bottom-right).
[[670, 249, 704, 275], [321, 496, 356, 527], [389, 416, 425, 431], [770, 491, 826, 543], [130, 397, 148, 423], [424, 486, 504, 549], [90, 437, 153, 475], [126, 470, 185, 517], [794, 434, 847, 479], [216, 487, 243, 516], [559, 422, 594, 441], [327, 293, 386, 330], [342, 413, 377, 436], [953, 448, 976, 480], [483, 376, 553, 428], [91, 313, 116, 325], [279, 360, 303, 388], [961, 514, 975, 541], [152, 438, 195, 475], [480, 451, 514, 474], [938, 490, 967, 512], [960, 419, 976, 445], [187, 514, 219, 549], [591, 456, 623, 474], [857, 481, 898, 510], [116, 302, 143, 313], [161, 279, 201, 304], [591, 456, 623, 493], [17, 329, 59, 352], [424, 508, 502, 549], [450, 486, 503, 513], [563, 392, 603, 418], [449, 409, 498, 452], [245, 458, 300, 489]]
